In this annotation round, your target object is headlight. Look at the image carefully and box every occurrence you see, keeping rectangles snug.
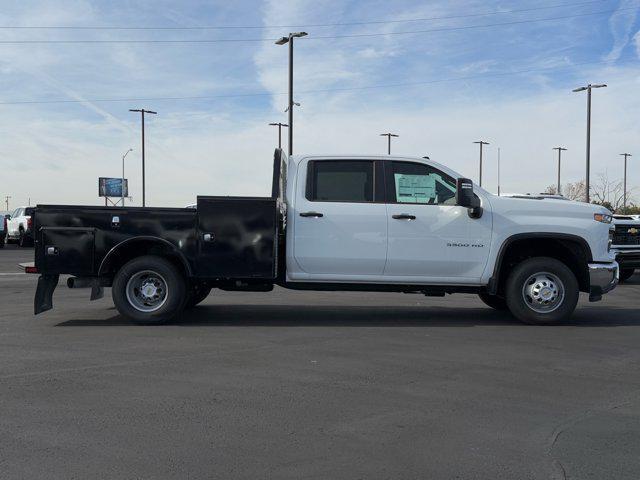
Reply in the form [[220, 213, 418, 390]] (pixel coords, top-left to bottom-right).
[[594, 213, 612, 224]]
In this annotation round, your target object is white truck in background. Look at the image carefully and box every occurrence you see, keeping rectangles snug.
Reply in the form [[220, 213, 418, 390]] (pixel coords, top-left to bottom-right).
[[6, 207, 34, 247], [31, 150, 618, 325], [612, 214, 640, 282]]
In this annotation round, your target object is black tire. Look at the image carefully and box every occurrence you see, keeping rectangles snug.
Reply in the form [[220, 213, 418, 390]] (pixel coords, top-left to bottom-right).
[[619, 268, 635, 283], [478, 292, 508, 310], [0, 237, 4, 248], [112, 255, 186, 325], [18, 229, 25, 247], [185, 284, 212, 309], [505, 257, 579, 325]]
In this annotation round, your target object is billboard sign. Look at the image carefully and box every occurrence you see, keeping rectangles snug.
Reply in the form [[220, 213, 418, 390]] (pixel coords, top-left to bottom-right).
[[99, 177, 129, 197]]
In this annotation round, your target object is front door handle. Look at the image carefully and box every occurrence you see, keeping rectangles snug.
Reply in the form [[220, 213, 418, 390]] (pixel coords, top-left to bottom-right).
[[300, 211, 324, 218], [392, 214, 416, 220]]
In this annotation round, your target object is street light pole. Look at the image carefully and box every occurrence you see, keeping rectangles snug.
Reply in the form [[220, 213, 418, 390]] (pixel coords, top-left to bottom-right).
[[129, 109, 157, 207], [473, 141, 490, 187], [4, 196, 10, 211], [621, 153, 632, 212], [275, 32, 307, 156], [573, 83, 606, 203], [380, 133, 399, 154], [269, 122, 289, 149], [553, 147, 567, 195], [121, 148, 133, 207]]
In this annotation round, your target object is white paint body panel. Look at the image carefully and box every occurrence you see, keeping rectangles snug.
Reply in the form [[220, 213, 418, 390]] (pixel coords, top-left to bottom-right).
[[6, 207, 31, 239], [285, 154, 615, 286]]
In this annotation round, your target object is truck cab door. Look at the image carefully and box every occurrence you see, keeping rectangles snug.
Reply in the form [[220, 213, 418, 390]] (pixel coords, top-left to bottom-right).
[[384, 160, 492, 283], [288, 158, 387, 280]]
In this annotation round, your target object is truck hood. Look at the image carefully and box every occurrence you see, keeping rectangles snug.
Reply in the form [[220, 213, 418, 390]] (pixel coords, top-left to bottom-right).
[[488, 194, 610, 219]]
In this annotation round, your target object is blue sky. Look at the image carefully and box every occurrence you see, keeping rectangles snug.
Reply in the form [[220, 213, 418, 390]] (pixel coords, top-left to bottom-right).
[[0, 0, 639, 207]]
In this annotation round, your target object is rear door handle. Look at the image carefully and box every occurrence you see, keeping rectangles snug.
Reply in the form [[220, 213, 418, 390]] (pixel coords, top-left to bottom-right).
[[300, 211, 324, 218], [392, 214, 416, 220]]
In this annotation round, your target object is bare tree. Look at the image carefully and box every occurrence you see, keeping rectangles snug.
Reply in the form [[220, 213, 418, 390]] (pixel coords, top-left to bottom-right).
[[546, 181, 587, 201], [591, 172, 636, 212]]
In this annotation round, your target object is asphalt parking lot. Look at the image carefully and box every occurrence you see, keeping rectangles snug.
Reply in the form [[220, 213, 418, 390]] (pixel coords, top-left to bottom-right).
[[1, 245, 639, 480]]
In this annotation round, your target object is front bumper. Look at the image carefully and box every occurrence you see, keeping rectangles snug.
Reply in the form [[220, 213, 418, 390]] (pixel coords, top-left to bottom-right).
[[588, 261, 619, 302], [612, 247, 640, 269]]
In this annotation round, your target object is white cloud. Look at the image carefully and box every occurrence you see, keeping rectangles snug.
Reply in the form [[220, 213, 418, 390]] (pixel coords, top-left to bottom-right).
[[604, 0, 640, 61]]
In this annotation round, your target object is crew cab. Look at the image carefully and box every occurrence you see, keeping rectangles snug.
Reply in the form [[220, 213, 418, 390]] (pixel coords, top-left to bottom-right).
[[612, 214, 640, 282], [29, 150, 618, 325], [6, 206, 35, 247]]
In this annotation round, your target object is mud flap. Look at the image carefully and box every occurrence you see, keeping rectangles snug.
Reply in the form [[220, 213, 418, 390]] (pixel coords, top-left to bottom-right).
[[34, 274, 59, 315]]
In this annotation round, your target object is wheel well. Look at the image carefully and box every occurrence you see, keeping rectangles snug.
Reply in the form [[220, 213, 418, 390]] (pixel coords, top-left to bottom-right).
[[493, 236, 591, 294], [99, 239, 191, 283]]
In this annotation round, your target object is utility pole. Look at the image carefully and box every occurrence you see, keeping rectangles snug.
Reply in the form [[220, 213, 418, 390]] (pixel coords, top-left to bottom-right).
[[553, 147, 567, 196], [4, 196, 10, 211], [268, 122, 289, 149], [121, 148, 133, 207], [275, 32, 307, 156], [621, 153, 632, 212], [573, 83, 606, 203], [380, 133, 399, 155], [473, 140, 490, 187], [129, 108, 157, 207]]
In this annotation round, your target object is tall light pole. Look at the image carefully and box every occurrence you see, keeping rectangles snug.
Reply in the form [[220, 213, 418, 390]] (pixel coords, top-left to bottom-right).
[[129, 108, 157, 207], [621, 153, 632, 212], [474, 140, 490, 187], [269, 122, 289, 149], [275, 32, 307, 156], [121, 148, 133, 207], [573, 83, 606, 203], [380, 133, 399, 155], [4, 196, 10, 211], [553, 147, 567, 196]]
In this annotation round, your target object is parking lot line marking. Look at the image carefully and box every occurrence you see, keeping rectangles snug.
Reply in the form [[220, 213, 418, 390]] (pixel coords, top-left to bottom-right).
[[0, 272, 26, 275]]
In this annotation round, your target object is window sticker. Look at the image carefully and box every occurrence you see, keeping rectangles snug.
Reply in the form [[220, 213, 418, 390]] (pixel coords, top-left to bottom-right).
[[394, 173, 436, 203]]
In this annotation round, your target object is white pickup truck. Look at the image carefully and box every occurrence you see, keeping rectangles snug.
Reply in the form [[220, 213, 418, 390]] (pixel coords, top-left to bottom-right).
[[6, 206, 34, 247], [31, 150, 618, 325], [612, 214, 640, 281]]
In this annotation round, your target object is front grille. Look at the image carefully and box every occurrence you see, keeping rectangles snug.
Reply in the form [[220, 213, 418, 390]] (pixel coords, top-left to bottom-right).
[[613, 225, 640, 246]]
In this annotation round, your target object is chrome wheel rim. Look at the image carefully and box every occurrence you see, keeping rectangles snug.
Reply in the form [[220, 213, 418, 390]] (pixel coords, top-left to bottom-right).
[[522, 271, 564, 314], [125, 270, 168, 313]]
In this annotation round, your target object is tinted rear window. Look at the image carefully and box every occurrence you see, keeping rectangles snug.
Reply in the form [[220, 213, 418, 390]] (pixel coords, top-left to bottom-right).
[[306, 160, 374, 203]]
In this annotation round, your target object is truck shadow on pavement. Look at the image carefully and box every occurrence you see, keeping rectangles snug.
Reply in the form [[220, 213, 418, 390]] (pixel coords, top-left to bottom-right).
[[56, 304, 640, 327]]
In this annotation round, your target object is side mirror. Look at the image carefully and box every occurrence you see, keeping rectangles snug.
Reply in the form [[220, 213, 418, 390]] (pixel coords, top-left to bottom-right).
[[456, 178, 482, 218], [456, 178, 478, 207], [4, 214, 10, 220]]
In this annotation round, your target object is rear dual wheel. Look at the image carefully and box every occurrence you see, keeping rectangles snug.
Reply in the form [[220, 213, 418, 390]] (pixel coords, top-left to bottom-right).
[[185, 283, 212, 309], [112, 256, 186, 325]]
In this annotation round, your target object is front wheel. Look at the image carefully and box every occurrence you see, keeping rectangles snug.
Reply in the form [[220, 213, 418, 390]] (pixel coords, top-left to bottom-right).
[[505, 257, 579, 325], [112, 255, 186, 325], [619, 268, 635, 283]]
